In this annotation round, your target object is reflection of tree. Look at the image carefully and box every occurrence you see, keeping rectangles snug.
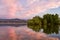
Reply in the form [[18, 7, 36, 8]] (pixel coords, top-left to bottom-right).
[[28, 25, 59, 34], [43, 25, 59, 34], [28, 25, 41, 32]]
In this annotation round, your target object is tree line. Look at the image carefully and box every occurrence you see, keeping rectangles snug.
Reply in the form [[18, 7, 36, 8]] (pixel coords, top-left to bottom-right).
[[27, 14, 60, 33]]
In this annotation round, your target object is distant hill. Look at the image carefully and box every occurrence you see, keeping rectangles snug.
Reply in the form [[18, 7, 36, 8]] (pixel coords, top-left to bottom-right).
[[0, 18, 27, 23]]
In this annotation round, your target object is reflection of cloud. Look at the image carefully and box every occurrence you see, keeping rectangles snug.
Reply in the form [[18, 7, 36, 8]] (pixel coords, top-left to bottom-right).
[[8, 28, 47, 40], [0, 27, 59, 40], [8, 28, 17, 40]]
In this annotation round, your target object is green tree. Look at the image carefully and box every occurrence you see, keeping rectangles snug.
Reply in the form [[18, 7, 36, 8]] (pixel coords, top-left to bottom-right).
[[27, 13, 60, 33], [27, 16, 42, 32], [54, 14, 59, 24]]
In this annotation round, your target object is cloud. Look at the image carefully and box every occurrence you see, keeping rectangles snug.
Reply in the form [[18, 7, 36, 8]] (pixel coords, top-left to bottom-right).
[[0, 0, 23, 18], [3, 0, 18, 18], [20, 0, 60, 19], [0, 0, 60, 19], [26, 0, 38, 5]]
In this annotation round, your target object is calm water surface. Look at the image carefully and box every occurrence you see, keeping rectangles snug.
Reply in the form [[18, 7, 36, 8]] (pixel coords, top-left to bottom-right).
[[0, 25, 60, 40]]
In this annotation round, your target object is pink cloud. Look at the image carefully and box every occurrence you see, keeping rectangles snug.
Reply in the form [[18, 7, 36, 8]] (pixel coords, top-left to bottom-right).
[[19, 0, 60, 19], [4, 0, 18, 18], [0, 0, 23, 18], [26, 0, 38, 5], [0, 0, 60, 19]]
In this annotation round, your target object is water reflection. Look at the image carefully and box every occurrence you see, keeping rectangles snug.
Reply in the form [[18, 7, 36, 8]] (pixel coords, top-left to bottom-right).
[[28, 25, 59, 34], [43, 25, 59, 34], [28, 25, 41, 32], [0, 26, 47, 40]]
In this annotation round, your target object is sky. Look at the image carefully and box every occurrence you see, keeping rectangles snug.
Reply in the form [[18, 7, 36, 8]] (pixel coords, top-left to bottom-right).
[[0, 0, 60, 19]]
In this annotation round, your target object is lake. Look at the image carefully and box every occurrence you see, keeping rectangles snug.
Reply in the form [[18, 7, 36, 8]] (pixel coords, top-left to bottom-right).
[[0, 25, 60, 40]]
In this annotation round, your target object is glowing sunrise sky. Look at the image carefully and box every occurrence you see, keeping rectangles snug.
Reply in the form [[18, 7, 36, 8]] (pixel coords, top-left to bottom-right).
[[0, 0, 60, 19]]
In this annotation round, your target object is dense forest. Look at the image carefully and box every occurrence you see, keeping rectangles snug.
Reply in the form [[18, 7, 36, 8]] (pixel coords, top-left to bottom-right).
[[27, 14, 60, 34]]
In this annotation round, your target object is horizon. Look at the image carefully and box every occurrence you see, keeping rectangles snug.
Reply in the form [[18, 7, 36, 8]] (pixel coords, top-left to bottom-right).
[[0, 0, 60, 19]]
